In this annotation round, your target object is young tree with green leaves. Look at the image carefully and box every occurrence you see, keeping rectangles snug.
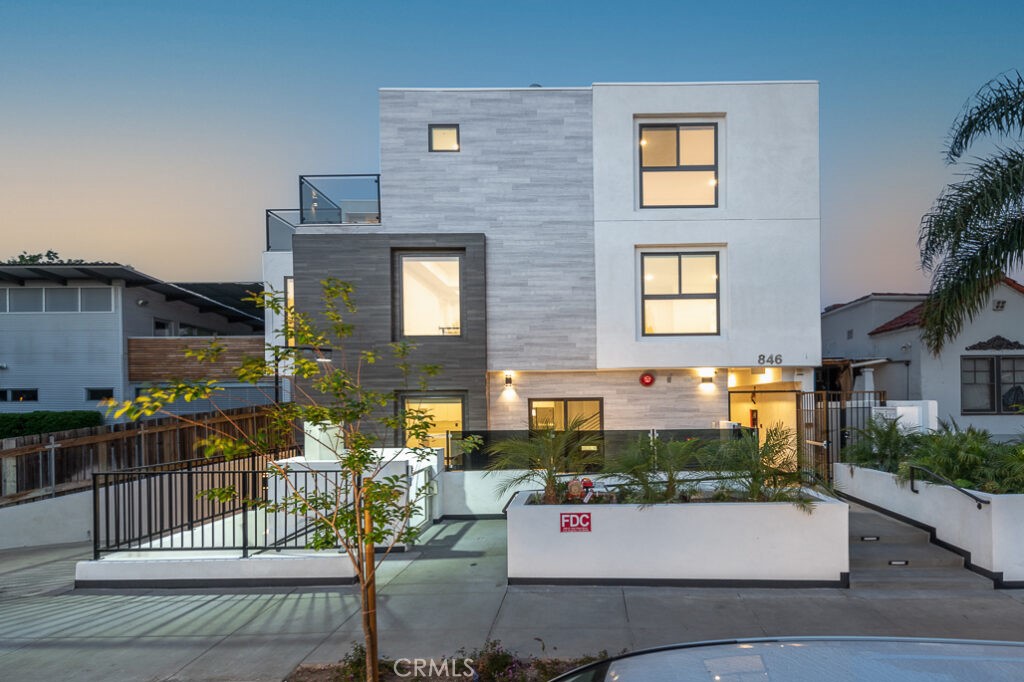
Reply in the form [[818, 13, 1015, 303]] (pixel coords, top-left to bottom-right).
[[919, 70, 1024, 353], [109, 278, 441, 682]]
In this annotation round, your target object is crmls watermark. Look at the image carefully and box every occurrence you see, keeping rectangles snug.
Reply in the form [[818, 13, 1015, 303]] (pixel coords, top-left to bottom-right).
[[393, 658, 476, 678]]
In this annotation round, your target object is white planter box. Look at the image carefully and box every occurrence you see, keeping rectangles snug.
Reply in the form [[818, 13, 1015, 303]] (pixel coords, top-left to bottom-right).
[[505, 490, 849, 586], [834, 464, 1024, 586]]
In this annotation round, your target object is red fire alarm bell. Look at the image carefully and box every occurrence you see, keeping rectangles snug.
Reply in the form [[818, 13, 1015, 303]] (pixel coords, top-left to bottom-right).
[[639, 372, 655, 387]]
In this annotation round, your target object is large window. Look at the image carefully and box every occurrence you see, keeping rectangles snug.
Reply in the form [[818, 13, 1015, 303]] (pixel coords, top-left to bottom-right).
[[529, 399, 603, 431], [398, 253, 462, 337], [641, 252, 719, 335], [639, 123, 718, 208], [961, 356, 1024, 414]]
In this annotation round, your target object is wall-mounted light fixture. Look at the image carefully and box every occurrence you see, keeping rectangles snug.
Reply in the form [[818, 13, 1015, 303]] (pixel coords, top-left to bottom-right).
[[136, 298, 149, 307], [701, 376, 714, 384], [504, 371, 513, 388]]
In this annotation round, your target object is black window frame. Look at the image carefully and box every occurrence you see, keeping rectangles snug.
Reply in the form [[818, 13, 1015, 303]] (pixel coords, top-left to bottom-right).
[[638, 122, 719, 209], [398, 392, 467, 450], [86, 388, 114, 401], [640, 251, 721, 337], [393, 250, 465, 340], [961, 356, 1024, 415], [528, 398, 605, 431], [10, 389, 39, 402], [428, 124, 461, 152]]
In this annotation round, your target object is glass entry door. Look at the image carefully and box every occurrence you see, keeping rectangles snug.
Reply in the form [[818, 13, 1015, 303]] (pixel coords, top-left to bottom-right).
[[403, 396, 464, 454]]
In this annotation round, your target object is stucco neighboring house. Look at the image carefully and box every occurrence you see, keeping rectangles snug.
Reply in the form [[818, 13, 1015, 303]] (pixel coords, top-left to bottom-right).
[[0, 264, 267, 420], [264, 81, 823, 452], [821, 277, 1024, 439]]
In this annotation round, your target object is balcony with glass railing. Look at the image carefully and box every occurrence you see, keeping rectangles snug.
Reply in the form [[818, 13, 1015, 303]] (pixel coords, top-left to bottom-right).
[[265, 174, 380, 251]]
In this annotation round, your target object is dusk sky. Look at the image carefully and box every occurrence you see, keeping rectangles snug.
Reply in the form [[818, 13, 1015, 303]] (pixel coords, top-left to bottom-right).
[[1, 0, 1021, 307]]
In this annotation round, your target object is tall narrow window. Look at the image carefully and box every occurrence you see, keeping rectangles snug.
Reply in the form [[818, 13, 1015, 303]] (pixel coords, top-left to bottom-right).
[[642, 252, 720, 335], [283, 276, 296, 347], [639, 123, 718, 207], [399, 254, 462, 337]]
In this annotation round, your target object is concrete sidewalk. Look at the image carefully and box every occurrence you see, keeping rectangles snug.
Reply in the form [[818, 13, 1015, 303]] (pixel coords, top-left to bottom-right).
[[2, 520, 1024, 681]]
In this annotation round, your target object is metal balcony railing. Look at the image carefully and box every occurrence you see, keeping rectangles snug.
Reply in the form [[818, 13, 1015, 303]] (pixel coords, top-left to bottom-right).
[[265, 174, 381, 251]]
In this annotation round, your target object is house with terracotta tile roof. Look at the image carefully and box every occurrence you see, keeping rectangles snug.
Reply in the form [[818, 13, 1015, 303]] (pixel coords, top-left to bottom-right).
[[821, 278, 1024, 438]]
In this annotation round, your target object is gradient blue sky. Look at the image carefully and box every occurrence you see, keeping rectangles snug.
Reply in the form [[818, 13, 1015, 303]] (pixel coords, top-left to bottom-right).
[[1, 0, 1021, 307]]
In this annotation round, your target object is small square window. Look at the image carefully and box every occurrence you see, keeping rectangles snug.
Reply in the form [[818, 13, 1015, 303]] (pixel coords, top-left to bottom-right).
[[429, 124, 460, 152], [86, 388, 114, 401]]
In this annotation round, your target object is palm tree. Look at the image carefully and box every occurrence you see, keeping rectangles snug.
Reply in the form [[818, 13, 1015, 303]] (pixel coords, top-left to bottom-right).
[[485, 416, 603, 504], [918, 70, 1024, 353]]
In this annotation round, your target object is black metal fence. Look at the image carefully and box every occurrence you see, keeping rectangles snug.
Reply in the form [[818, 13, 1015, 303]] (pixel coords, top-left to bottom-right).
[[91, 449, 336, 559], [445, 428, 754, 471], [797, 390, 887, 481]]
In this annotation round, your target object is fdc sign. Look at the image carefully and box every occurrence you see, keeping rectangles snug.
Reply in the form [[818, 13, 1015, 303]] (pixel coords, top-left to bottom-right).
[[560, 512, 591, 532]]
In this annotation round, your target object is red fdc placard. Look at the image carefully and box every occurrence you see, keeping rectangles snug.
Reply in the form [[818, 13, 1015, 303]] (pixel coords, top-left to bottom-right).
[[560, 512, 591, 532]]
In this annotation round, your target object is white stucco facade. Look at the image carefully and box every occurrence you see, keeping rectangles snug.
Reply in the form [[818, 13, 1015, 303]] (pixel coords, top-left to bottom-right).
[[823, 280, 1024, 437], [592, 82, 821, 372]]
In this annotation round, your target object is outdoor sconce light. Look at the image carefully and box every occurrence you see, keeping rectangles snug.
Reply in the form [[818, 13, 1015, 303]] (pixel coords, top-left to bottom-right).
[[504, 371, 513, 388], [701, 376, 714, 384]]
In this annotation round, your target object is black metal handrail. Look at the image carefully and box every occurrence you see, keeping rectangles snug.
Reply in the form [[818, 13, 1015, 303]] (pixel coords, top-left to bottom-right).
[[908, 464, 992, 510]]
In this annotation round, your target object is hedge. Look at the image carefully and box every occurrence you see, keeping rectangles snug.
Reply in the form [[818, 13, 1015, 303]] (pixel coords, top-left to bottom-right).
[[0, 411, 104, 440]]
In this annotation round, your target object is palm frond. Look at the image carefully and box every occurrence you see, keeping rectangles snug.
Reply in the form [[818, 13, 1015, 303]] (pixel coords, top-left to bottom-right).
[[946, 70, 1024, 161], [918, 148, 1024, 353], [920, 147, 1024, 271]]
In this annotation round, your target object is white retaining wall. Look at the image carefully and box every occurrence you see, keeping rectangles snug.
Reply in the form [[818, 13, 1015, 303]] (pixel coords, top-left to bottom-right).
[[835, 464, 1024, 583], [505, 488, 848, 583]]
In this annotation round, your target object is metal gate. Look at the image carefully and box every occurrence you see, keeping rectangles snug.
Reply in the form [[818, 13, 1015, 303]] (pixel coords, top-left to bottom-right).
[[797, 391, 886, 482]]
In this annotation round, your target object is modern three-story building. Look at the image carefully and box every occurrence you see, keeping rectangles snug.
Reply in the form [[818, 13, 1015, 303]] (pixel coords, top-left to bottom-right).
[[264, 81, 822, 450]]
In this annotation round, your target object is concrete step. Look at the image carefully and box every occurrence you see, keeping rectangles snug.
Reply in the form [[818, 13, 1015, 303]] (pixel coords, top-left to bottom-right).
[[851, 540, 965, 569], [850, 567, 994, 591], [849, 508, 930, 545]]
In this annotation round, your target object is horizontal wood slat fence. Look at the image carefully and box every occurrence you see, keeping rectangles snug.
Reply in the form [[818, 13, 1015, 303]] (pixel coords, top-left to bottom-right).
[[0, 406, 281, 506]]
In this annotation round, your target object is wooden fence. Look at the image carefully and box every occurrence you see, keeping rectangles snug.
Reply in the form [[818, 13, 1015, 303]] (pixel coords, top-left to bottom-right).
[[0, 406, 282, 506]]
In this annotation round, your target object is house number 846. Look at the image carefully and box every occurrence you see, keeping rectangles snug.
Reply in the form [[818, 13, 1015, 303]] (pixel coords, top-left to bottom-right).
[[757, 354, 782, 365]]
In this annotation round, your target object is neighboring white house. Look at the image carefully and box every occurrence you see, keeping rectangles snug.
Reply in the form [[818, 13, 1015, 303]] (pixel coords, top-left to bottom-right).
[[264, 81, 822, 447], [821, 277, 1024, 439], [0, 264, 266, 420]]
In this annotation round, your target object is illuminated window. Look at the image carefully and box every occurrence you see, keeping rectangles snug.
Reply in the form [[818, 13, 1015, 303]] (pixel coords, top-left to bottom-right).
[[639, 123, 718, 207], [10, 389, 38, 402], [428, 124, 460, 152], [398, 254, 462, 337], [529, 399, 603, 431], [284, 276, 295, 347], [641, 252, 719, 335]]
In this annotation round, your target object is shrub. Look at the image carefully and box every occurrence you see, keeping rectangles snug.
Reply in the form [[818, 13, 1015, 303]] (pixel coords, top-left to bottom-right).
[[842, 416, 921, 473], [0, 411, 103, 439]]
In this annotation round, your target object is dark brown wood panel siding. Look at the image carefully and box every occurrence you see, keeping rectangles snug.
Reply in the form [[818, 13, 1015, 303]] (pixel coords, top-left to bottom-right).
[[128, 337, 265, 382]]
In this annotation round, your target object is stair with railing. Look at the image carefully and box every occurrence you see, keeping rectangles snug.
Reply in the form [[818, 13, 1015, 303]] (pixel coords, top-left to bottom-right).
[[848, 502, 992, 590]]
